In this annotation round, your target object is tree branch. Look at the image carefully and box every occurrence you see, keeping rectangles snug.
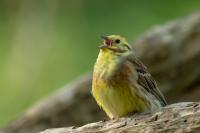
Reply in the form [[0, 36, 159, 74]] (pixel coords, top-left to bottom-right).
[[41, 102, 200, 133]]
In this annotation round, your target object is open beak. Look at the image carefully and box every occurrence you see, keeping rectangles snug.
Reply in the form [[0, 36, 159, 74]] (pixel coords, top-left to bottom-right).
[[99, 36, 112, 49], [101, 35, 109, 40]]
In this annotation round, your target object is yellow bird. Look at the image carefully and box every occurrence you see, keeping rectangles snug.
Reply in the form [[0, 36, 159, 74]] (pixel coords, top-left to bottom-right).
[[92, 35, 167, 119]]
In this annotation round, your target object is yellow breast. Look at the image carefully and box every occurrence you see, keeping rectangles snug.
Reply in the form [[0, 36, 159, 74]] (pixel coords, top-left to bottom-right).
[[92, 50, 149, 118], [92, 81, 148, 118]]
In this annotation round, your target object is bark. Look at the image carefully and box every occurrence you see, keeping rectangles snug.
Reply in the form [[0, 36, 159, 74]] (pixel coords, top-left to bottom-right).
[[3, 12, 200, 133], [40, 102, 200, 133]]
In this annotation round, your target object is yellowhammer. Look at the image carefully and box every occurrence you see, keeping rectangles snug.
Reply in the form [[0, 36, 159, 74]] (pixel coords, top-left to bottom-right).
[[92, 35, 167, 119]]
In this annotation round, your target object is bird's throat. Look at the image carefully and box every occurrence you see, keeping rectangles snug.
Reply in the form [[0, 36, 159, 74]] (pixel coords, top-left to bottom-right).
[[94, 50, 123, 80]]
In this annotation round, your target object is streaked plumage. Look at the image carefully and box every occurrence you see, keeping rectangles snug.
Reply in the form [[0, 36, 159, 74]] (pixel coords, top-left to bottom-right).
[[92, 35, 167, 118]]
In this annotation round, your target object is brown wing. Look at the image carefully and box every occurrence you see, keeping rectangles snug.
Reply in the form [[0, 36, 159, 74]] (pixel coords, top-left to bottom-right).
[[128, 56, 167, 106]]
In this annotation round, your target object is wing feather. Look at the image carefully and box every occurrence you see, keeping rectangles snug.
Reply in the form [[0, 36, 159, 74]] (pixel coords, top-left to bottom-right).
[[128, 56, 167, 106]]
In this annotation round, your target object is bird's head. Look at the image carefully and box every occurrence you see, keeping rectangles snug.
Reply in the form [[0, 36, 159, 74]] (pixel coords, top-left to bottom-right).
[[99, 35, 132, 54]]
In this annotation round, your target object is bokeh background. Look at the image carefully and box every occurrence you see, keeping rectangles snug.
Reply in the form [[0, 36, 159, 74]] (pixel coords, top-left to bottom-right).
[[0, 0, 199, 127]]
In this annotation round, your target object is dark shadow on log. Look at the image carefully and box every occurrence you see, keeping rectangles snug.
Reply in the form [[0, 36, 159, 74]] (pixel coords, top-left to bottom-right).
[[3, 12, 200, 133]]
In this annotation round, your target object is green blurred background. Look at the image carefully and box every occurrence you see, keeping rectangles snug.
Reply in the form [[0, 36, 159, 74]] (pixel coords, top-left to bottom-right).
[[0, 0, 199, 127]]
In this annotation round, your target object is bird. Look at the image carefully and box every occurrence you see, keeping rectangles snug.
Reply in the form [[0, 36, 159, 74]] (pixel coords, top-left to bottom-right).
[[92, 35, 167, 119]]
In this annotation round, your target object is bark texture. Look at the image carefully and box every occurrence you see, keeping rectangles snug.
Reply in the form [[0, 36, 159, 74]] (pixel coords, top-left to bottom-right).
[[3, 12, 200, 133], [41, 102, 200, 133]]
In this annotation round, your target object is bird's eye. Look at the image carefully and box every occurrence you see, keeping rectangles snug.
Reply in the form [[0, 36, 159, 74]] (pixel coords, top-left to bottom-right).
[[115, 39, 120, 44]]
